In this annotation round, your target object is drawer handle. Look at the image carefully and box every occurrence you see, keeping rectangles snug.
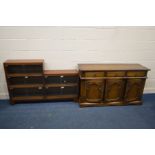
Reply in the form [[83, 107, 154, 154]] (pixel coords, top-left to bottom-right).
[[38, 86, 42, 90], [61, 87, 64, 89], [25, 76, 29, 79], [60, 75, 64, 78], [64, 80, 66, 83]]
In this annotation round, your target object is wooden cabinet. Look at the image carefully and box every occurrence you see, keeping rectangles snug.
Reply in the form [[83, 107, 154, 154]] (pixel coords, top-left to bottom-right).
[[4, 59, 44, 103], [4, 60, 79, 104], [44, 70, 79, 101], [79, 64, 150, 107], [4, 60, 150, 107]]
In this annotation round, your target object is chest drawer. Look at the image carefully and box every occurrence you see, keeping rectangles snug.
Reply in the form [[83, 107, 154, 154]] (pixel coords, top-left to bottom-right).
[[82, 71, 105, 77], [127, 71, 146, 77], [107, 71, 125, 77], [45, 75, 78, 84]]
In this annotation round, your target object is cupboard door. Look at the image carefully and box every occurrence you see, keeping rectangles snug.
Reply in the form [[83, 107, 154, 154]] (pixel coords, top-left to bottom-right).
[[125, 79, 145, 103], [85, 80, 104, 103], [105, 79, 125, 103]]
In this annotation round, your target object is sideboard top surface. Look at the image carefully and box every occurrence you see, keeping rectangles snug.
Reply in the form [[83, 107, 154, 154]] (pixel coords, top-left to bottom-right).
[[4, 59, 44, 64], [78, 64, 150, 71]]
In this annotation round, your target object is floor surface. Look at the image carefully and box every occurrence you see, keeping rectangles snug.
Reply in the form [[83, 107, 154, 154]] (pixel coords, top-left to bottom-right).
[[0, 94, 155, 129]]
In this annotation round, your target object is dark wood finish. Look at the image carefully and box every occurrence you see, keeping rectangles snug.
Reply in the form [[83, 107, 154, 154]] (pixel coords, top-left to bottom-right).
[[4, 60, 150, 107], [44, 70, 79, 102], [79, 64, 150, 107], [4, 60, 44, 104], [4, 60, 79, 104]]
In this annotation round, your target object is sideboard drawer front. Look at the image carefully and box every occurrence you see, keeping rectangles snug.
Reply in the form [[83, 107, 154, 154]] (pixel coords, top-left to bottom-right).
[[11, 87, 44, 97], [84, 72, 105, 77], [107, 71, 125, 77], [127, 71, 146, 77]]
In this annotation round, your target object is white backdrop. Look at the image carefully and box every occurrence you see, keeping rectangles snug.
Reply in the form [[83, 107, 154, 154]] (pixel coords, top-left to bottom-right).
[[0, 26, 155, 99]]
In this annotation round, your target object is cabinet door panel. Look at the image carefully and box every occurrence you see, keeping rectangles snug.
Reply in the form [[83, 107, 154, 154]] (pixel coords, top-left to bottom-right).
[[125, 79, 145, 103], [105, 79, 125, 103], [85, 80, 104, 103]]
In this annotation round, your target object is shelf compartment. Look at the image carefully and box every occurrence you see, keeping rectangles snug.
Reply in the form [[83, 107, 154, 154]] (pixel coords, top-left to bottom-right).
[[12, 96, 44, 101], [45, 86, 78, 96], [8, 76, 44, 85], [11, 87, 44, 97], [7, 73, 43, 77], [45, 75, 78, 84], [6, 64, 43, 74]]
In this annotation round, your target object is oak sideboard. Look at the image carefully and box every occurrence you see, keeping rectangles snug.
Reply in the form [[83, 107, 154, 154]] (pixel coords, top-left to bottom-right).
[[78, 64, 150, 107]]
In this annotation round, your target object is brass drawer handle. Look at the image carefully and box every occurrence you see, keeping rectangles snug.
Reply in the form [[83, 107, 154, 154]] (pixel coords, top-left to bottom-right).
[[60, 75, 64, 78], [61, 87, 64, 89], [25, 76, 29, 79]]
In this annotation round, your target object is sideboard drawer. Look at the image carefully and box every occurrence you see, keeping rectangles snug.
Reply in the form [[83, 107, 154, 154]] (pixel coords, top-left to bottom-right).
[[83, 71, 105, 77], [127, 71, 146, 77], [107, 71, 125, 77]]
